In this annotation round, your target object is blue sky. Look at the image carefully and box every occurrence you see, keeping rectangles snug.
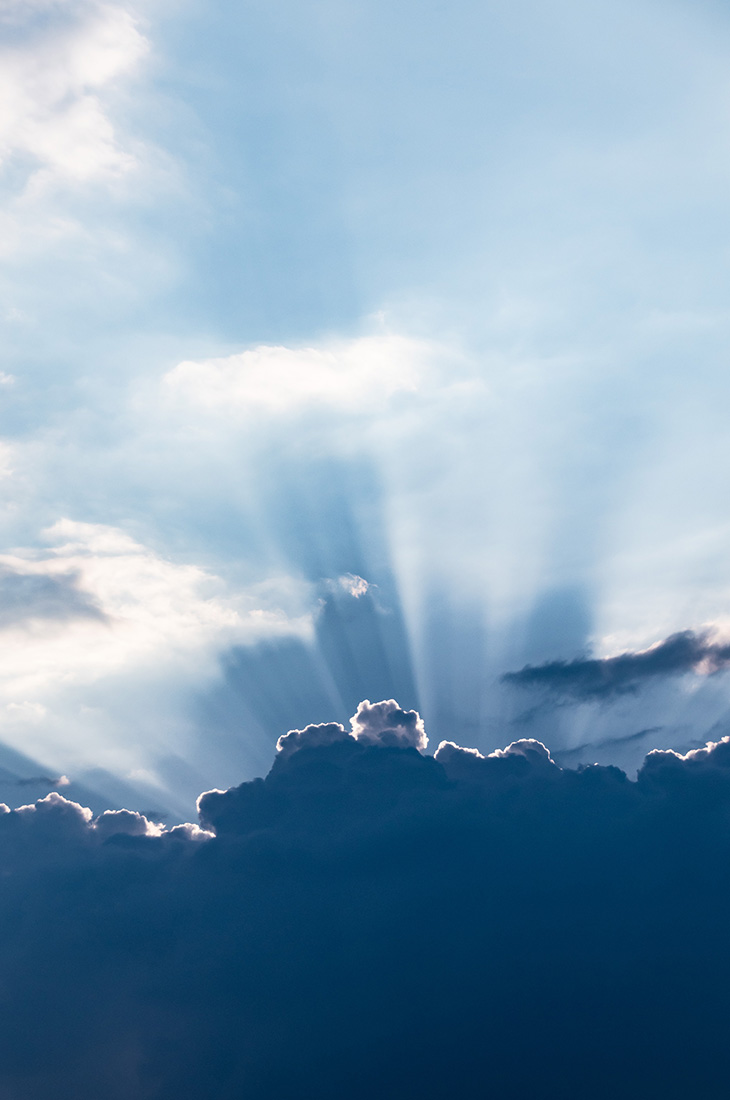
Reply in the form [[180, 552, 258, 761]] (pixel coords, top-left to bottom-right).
[[3, 0, 730, 814]]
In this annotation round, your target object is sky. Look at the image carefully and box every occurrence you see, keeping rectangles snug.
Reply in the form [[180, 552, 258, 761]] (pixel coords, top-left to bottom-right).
[[4, 0, 730, 816], [6, 3, 730, 1094]]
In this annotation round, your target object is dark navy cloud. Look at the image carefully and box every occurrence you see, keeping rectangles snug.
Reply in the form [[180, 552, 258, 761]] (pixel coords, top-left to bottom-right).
[[3, 703, 730, 1097], [502, 627, 730, 700]]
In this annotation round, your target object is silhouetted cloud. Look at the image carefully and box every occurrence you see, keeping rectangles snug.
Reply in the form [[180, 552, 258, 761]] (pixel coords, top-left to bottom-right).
[[3, 701, 730, 1097], [502, 628, 730, 700]]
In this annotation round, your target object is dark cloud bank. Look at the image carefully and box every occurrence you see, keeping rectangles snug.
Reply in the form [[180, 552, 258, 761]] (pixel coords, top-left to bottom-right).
[[4, 700, 730, 1098]]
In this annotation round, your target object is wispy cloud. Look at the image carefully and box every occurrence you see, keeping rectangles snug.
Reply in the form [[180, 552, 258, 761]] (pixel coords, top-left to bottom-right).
[[502, 629, 730, 701], [0, 520, 319, 772], [0, 0, 147, 196]]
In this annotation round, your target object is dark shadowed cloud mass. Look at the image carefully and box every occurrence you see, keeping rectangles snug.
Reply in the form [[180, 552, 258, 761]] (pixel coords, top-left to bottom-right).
[[1, 700, 730, 1097], [502, 628, 730, 700]]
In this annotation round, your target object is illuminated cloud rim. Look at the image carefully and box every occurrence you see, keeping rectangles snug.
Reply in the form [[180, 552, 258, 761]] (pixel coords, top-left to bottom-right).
[[274, 698, 428, 759]]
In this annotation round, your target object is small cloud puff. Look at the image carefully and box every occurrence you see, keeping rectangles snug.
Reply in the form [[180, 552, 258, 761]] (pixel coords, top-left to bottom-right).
[[336, 574, 370, 598], [350, 698, 427, 751]]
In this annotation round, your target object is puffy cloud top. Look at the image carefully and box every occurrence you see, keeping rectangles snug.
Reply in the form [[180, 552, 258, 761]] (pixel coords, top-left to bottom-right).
[[275, 699, 427, 761], [276, 720, 352, 759], [350, 698, 428, 751]]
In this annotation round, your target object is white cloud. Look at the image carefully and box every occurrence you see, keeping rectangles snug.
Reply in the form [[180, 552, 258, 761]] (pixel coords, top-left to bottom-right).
[[0, 0, 148, 194], [337, 573, 370, 598], [162, 334, 434, 417], [0, 519, 316, 704]]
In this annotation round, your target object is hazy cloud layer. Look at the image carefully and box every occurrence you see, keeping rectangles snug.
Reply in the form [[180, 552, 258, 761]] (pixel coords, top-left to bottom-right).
[[0, 700, 728, 1096], [0, 520, 315, 695], [502, 628, 730, 700], [0, 520, 319, 778], [0, 0, 147, 190]]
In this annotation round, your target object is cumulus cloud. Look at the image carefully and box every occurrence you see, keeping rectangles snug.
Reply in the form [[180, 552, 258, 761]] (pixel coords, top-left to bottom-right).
[[92, 807, 162, 839], [502, 628, 730, 700], [2, 710, 730, 1095], [162, 334, 433, 417], [276, 720, 352, 760], [350, 698, 428, 750], [275, 699, 427, 761]]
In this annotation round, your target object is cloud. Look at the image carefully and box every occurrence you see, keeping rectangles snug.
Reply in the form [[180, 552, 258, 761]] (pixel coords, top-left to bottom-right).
[[162, 334, 433, 417], [16, 774, 70, 788], [276, 720, 352, 760], [275, 699, 427, 760], [350, 698, 428, 750], [0, 518, 314, 700], [501, 628, 730, 701], [0, 566, 106, 627], [0, 520, 319, 776], [335, 573, 370, 598], [92, 807, 162, 839], [0, 0, 147, 195], [2, 705, 730, 1094]]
